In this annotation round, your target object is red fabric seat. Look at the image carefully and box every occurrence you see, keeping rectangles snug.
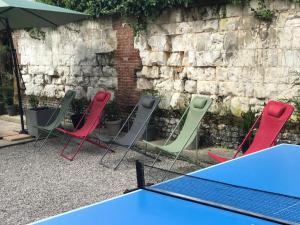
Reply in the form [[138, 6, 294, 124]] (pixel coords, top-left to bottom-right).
[[57, 91, 112, 161], [208, 101, 294, 163]]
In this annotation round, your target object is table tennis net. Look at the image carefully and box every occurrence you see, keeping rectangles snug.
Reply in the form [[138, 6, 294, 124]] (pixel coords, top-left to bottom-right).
[[136, 161, 300, 225]]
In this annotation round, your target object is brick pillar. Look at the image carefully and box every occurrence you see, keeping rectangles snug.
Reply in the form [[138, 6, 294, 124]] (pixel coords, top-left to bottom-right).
[[112, 18, 142, 109]]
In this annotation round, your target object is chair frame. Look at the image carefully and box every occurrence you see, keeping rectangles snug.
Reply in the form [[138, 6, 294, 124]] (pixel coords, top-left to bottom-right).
[[59, 92, 113, 161], [100, 98, 159, 170], [33, 92, 75, 151], [148, 105, 202, 171]]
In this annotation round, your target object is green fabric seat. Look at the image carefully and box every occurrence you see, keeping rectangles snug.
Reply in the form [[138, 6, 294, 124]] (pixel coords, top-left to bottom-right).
[[144, 96, 212, 169], [33, 90, 76, 150]]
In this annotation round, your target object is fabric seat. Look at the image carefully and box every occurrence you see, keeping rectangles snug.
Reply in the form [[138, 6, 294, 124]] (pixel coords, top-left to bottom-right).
[[99, 95, 160, 170], [144, 96, 212, 170], [208, 101, 294, 163], [57, 91, 112, 161]]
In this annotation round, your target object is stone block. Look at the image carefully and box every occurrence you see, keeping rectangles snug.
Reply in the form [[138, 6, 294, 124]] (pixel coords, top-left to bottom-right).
[[44, 75, 52, 84], [278, 27, 293, 49], [224, 32, 238, 51], [65, 75, 77, 85], [216, 67, 228, 82], [170, 93, 189, 109], [219, 82, 239, 96], [56, 66, 70, 76], [192, 33, 210, 51], [185, 80, 197, 93], [150, 52, 168, 66], [230, 97, 250, 117], [174, 79, 185, 92], [141, 66, 160, 79], [140, 51, 152, 66], [219, 18, 241, 31], [160, 66, 175, 79], [167, 53, 183, 66], [34, 74, 44, 85], [148, 35, 170, 51], [22, 74, 31, 83], [197, 81, 219, 95], [154, 79, 174, 91], [137, 78, 153, 90], [171, 34, 194, 52], [103, 66, 117, 77], [203, 19, 219, 32], [196, 51, 222, 67], [187, 67, 205, 80], [207, 33, 224, 51], [281, 50, 294, 67]]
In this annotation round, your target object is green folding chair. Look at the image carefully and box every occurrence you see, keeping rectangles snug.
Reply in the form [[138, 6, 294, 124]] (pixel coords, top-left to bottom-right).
[[144, 96, 212, 170], [33, 90, 76, 150]]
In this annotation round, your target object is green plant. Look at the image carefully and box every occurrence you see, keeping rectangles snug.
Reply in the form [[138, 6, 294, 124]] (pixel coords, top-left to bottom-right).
[[3, 85, 13, 106], [71, 98, 89, 114], [241, 107, 258, 134], [0, 44, 8, 59], [104, 100, 120, 121], [283, 97, 300, 130], [28, 95, 40, 110]]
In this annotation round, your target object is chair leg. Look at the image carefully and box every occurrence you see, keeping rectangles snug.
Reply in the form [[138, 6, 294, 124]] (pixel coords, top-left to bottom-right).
[[33, 132, 43, 147], [59, 135, 73, 159], [99, 144, 114, 167], [60, 138, 85, 161], [37, 130, 53, 151], [168, 152, 181, 171], [113, 148, 131, 170]]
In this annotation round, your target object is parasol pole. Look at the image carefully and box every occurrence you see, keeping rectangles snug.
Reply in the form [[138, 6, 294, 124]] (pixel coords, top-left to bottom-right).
[[4, 18, 26, 134]]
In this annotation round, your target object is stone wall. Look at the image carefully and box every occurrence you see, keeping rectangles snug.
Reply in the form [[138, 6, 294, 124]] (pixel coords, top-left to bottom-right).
[[14, 1, 300, 148], [134, 0, 300, 116], [16, 19, 118, 100]]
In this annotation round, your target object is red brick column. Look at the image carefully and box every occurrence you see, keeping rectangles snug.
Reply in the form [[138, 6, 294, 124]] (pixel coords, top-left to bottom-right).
[[112, 18, 142, 108]]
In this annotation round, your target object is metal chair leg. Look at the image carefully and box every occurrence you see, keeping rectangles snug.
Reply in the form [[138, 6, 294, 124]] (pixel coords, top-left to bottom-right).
[[113, 148, 131, 170], [37, 130, 53, 151]]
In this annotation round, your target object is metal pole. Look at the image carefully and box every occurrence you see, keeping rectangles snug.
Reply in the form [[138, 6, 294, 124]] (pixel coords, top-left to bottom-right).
[[5, 18, 26, 134]]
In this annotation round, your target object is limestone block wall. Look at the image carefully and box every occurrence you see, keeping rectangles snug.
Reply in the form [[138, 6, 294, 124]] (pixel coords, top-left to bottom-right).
[[16, 19, 118, 100], [134, 1, 300, 116]]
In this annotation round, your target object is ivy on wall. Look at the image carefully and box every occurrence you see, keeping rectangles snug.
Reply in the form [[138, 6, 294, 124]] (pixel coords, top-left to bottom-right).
[[38, 0, 296, 33]]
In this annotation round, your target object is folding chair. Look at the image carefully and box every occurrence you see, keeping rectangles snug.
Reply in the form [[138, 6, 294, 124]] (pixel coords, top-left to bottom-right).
[[145, 96, 212, 171], [208, 100, 294, 163], [100, 95, 160, 170], [57, 91, 112, 161], [33, 90, 76, 151]]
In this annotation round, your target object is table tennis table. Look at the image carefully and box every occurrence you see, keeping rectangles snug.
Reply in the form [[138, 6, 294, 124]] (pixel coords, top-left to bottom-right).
[[30, 144, 300, 225]]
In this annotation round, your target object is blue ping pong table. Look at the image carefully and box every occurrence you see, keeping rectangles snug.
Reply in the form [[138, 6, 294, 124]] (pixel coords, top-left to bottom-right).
[[30, 144, 300, 225]]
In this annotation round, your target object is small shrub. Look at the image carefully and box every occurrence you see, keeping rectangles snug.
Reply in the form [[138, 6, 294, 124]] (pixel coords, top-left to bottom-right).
[[71, 98, 89, 114], [104, 100, 120, 121], [28, 95, 39, 110]]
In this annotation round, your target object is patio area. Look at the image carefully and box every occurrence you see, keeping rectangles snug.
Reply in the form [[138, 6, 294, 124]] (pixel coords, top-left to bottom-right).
[[0, 137, 224, 225]]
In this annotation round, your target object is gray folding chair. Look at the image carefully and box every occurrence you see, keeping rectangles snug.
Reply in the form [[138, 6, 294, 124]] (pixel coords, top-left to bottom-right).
[[100, 95, 160, 170]]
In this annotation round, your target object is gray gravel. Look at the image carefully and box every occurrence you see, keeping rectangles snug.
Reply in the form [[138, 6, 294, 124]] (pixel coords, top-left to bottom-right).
[[0, 138, 198, 225]]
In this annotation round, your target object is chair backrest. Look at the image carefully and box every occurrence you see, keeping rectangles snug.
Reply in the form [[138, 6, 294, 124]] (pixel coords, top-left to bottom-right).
[[245, 101, 294, 155], [49, 90, 76, 128], [115, 95, 160, 146], [79, 91, 111, 136], [165, 96, 212, 153]]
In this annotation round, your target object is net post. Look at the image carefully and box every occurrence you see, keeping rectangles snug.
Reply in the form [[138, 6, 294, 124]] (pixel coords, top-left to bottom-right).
[[136, 160, 145, 189]]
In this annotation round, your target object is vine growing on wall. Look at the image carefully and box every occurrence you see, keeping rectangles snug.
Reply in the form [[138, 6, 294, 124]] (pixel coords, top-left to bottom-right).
[[38, 0, 296, 33]]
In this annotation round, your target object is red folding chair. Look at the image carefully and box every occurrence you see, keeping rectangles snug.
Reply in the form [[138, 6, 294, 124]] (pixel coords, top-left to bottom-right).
[[57, 91, 112, 161], [208, 101, 294, 163]]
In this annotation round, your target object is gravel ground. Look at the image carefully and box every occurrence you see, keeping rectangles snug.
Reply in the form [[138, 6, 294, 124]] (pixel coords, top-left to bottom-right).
[[0, 138, 199, 225]]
